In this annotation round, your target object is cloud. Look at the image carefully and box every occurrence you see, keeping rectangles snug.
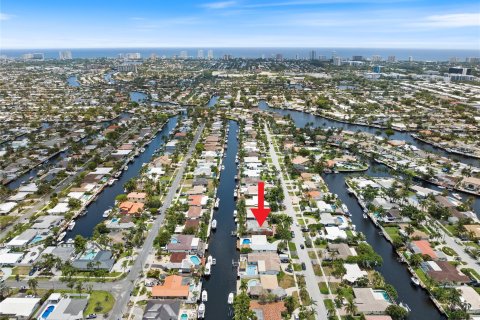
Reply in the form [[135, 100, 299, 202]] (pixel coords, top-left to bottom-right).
[[201, 1, 237, 9], [0, 13, 14, 21], [414, 13, 480, 28]]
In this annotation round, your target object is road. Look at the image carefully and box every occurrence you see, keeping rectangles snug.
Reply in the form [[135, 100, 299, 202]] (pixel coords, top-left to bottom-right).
[[109, 123, 205, 320], [264, 124, 328, 320]]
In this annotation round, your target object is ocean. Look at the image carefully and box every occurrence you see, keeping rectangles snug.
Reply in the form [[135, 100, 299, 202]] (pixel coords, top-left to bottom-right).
[[1, 47, 479, 61]]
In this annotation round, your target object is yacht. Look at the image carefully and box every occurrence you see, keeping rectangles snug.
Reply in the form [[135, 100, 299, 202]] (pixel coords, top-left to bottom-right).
[[197, 303, 205, 318], [207, 256, 213, 265], [227, 292, 234, 304], [399, 302, 411, 312], [411, 277, 420, 286], [204, 262, 211, 276], [79, 209, 87, 216], [107, 178, 116, 186], [57, 232, 66, 241], [202, 290, 208, 302], [214, 198, 220, 209], [452, 193, 462, 200], [233, 210, 237, 217], [211, 219, 217, 230], [140, 147, 146, 153], [363, 213, 368, 219], [341, 204, 350, 216], [103, 209, 112, 218], [123, 165, 129, 171], [221, 165, 225, 170], [114, 171, 122, 178], [67, 221, 76, 230], [212, 258, 216, 265]]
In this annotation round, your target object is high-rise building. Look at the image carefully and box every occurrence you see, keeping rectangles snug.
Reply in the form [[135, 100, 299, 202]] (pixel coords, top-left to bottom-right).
[[309, 50, 316, 61], [332, 50, 337, 60], [125, 53, 141, 60], [295, 54, 299, 60], [387, 55, 396, 63], [223, 54, 232, 60], [180, 50, 188, 59], [197, 49, 204, 59], [275, 53, 283, 61], [449, 57, 459, 63], [149, 53, 157, 60], [373, 66, 382, 73], [371, 55, 382, 62], [59, 50, 72, 60], [318, 55, 327, 61], [448, 67, 472, 75], [207, 49, 214, 59], [333, 57, 342, 66], [465, 57, 480, 63], [408, 56, 413, 62], [352, 55, 363, 61]]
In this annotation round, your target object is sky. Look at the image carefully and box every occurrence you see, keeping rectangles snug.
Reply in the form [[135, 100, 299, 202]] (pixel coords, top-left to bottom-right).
[[0, 0, 479, 49]]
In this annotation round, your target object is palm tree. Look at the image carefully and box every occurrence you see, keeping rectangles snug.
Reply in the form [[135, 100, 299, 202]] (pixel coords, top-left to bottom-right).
[[27, 278, 38, 296], [345, 297, 358, 318]]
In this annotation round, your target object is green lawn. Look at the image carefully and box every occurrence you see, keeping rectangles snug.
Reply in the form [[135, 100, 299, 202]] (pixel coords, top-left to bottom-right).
[[414, 268, 429, 285], [288, 242, 297, 252], [318, 282, 330, 294], [84, 291, 115, 315], [442, 246, 458, 256], [384, 227, 402, 241], [277, 272, 296, 289]]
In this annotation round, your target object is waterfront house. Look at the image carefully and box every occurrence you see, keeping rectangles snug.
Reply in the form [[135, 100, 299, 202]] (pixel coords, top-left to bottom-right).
[[142, 300, 180, 320], [119, 201, 145, 215], [460, 176, 480, 193], [0, 297, 41, 320], [151, 275, 189, 299], [423, 261, 470, 284], [37, 293, 88, 320], [165, 235, 203, 255], [409, 240, 437, 260], [352, 288, 391, 314], [127, 192, 147, 203]]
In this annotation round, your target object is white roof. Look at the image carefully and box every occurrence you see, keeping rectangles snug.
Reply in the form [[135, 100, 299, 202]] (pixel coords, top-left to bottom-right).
[[251, 235, 268, 245], [68, 192, 85, 200], [18, 183, 38, 193], [112, 149, 131, 155], [8, 192, 30, 202], [48, 202, 70, 214], [0, 252, 24, 264], [0, 202, 16, 214], [0, 298, 41, 317], [90, 167, 113, 175], [343, 263, 368, 283], [324, 226, 347, 240]]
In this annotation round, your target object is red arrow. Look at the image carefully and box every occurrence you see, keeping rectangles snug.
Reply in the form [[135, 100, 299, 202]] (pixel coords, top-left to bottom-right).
[[251, 181, 271, 227]]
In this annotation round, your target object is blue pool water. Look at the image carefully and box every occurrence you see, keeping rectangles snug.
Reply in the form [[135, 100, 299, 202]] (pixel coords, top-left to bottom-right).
[[247, 279, 259, 287], [180, 314, 188, 320], [242, 239, 251, 245], [170, 238, 179, 244], [190, 255, 201, 265], [374, 290, 392, 302], [111, 218, 119, 223], [337, 216, 345, 223], [246, 265, 257, 276], [81, 250, 97, 260], [41, 305, 55, 319], [30, 235, 43, 244]]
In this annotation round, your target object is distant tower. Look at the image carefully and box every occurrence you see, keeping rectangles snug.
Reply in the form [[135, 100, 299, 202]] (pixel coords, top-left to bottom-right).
[[59, 50, 72, 60], [309, 50, 316, 61], [180, 50, 188, 59], [408, 56, 413, 62], [295, 54, 299, 60], [387, 55, 396, 63], [197, 49, 204, 59], [207, 49, 214, 59], [275, 53, 283, 61], [332, 50, 337, 60]]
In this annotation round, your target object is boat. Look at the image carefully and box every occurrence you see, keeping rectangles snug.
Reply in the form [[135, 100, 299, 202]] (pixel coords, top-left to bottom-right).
[[114, 171, 122, 178], [197, 303, 205, 318], [67, 221, 76, 230], [57, 232, 66, 241], [452, 193, 462, 200], [399, 302, 411, 312], [214, 198, 220, 209], [437, 185, 446, 189], [227, 292, 234, 304], [207, 256, 213, 265], [212, 258, 216, 265], [233, 210, 237, 217], [363, 213, 368, 219], [211, 219, 217, 230], [221, 165, 225, 170], [103, 209, 112, 218], [79, 209, 86, 216], [66, 238, 74, 244], [411, 277, 420, 286], [124, 165, 129, 171], [204, 262, 211, 276], [202, 290, 208, 302], [341, 204, 350, 215], [107, 178, 116, 186], [140, 147, 146, 153]]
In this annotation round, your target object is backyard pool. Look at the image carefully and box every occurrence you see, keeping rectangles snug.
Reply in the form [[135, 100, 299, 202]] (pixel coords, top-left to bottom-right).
[[247, 279, 259, 287], [30, 235, 43, 244], [189, 255, 201, 265], [170, 238, 179, 244], [41, 305, 55, 319], [80, 249, 97, 260], [241, 238, 251, 245], [373, 289, 392, 302], [180, 313, 188, 320], [246, 264, 257, 276]]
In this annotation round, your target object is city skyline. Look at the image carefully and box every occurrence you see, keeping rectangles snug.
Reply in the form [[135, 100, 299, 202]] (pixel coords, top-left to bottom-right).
[[1, 0, 479, 49]]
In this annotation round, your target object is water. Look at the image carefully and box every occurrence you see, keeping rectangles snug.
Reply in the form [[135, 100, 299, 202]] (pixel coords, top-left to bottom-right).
[[207, 95, 219, 108], [1, 48, 479, 61], [66, 116, 178, 238], [67, 75, 80, 87], [130, 91, 148, 103], [203, 120, 239, 320], [261, 102, 447, 319]]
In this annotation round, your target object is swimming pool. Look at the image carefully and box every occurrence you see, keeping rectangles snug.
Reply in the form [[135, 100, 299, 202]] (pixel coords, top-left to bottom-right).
[[242, 238, 251, 245], [190, 255, 201, 265], [170, 238, 179, 244], [111, 218, 119, 223], [180, 313, 188, 320], [80, 249, 97, 260], [373, 289, 392, 302], [337, 216, 345, 223], [41, 305, 55, 319], [247, 279, 259, 287], [246, 264, 257, 276], [30, 235, 43, 244]]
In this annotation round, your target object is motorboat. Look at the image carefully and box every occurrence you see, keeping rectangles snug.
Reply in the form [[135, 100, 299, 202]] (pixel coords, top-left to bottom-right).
[[233, 210, 237, 217], [211, 219, 217, 230], [103, 209, 112, 218], [79, 209, 87, 216], [341, 204, 350, 216], [212, 258, 216, 265], [140, 147, 146, 153], [197, 303, 205, 318], [363, 213, 368, 219], [124, 165, 129, 171], [207, 256, 213, 265], [399, 302, 411, 312], [57, 232, 66, 241], [204, 262, 211, 276], [67, 221, 76, 230], [214, 198, 220, 209], [452, 193, 462, 201], [227, 292, 234, 304], [202, 290, 208, 302], [107, 178, 116, 186], [411, 277, 420, 286]]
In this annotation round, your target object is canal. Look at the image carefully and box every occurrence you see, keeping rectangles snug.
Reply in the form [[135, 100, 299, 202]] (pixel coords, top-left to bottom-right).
[[259, 101, 451, 319], [66, 115, 179, 239], [202, 120, 239, 320]]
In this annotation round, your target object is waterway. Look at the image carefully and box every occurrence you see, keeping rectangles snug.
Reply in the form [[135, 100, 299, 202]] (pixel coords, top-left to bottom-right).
[[67, 75, 80, 87], [207, 95, 219, 108], [66, 116, 179, 239], [259, 101, 449, 319], [202, 120, 239, 320], [130, 91, 148, 103], [258, 100, 480, 217]]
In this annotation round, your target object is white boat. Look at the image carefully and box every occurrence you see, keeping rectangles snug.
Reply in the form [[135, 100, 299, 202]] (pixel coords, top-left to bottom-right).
[[363, 213, 368, 219], [79, 209, 86, 216], [411, 277, 420, 286], [66, 238, 74, 244], [207, 256, 213, 265], [204, 262, 211, 276], [103, 209, 112, 218], [233, 210, 237, 217], [212, 258, 216, 265], [198, 303, 205, 318], [227, 292, 234, 304], [57, 232, 66, 241], [221, 165, 225, 170], [214, 198, 220, 209], [211, 219, 217, 230], [140, 147, 145, 153], [124, 165, 129, 171], [399, 302, 411, 312], [202, 290, 208, 302], [67, 221, 76, 230], [107, 178, 116, 186], [341, 204, 350, 215], [114, 171, 122, 178], [452, 193, 462, 200]]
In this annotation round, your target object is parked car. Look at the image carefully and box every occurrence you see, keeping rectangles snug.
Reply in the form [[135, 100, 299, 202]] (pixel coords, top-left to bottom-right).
[[300, 244, 305, 249], [301, 262, 306, 271], [86, 314, 97, 319]]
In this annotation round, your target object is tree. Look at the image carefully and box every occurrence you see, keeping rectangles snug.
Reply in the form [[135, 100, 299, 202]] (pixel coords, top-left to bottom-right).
[[233, 291, 256, 320], [27, 278, 38, 295], [74, 235, 87, 254], [345, 297, 358, 318], [386, 305, 409, 320]]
